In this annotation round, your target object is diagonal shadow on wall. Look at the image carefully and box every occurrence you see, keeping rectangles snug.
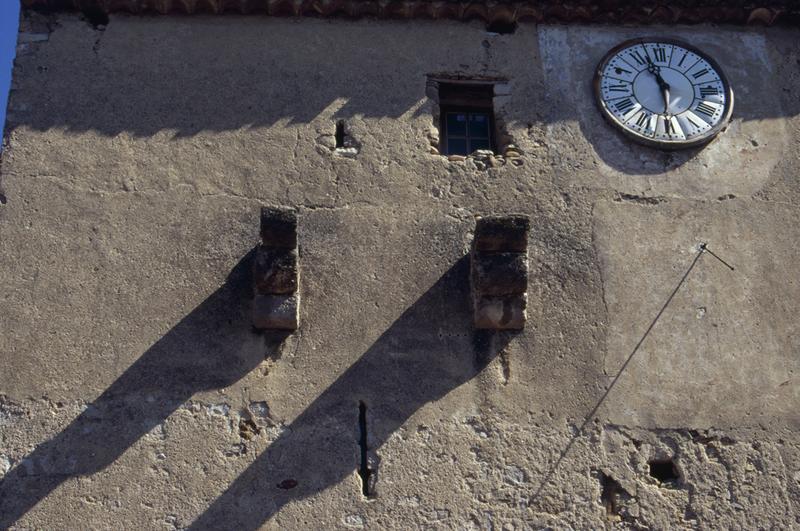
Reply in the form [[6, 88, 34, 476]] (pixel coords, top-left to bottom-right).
[[0, 250, 291, 529], [0, 253, 515, 529], [188, 254, 515, 530]]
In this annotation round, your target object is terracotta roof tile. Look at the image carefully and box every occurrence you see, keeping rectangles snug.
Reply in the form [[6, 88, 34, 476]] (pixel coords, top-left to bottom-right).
[[20, 0, 800, 25]]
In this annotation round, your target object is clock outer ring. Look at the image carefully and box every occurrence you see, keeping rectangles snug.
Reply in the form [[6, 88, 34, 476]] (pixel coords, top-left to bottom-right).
[[592, 37, 734, 150]]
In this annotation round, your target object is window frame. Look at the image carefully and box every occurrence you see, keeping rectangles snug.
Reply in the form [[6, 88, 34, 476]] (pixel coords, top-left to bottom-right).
[[440, 105, 496, 156]]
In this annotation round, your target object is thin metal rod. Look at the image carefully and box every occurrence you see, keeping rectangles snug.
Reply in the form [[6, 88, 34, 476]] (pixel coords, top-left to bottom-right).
[[532, 246, 706, 499], [700, 243, 735, 271]]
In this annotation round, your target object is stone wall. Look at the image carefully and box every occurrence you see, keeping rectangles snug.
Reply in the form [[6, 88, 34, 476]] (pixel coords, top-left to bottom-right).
[[1, 11, 799, 529]]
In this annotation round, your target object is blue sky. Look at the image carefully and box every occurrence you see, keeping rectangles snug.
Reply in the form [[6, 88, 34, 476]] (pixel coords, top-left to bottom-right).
[[1, 1, 20, 138]]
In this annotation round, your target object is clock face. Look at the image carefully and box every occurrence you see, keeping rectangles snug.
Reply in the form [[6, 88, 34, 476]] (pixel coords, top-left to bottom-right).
[[594, 39, 734, 149]]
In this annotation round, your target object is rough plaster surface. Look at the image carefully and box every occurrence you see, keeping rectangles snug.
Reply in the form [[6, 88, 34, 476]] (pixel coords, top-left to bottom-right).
[[0, 12, 799, 529], [538, 26, 793, 200]]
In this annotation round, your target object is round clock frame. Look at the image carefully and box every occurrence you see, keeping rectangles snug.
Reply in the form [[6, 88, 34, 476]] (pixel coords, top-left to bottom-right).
[[593, 38, 734, 150]]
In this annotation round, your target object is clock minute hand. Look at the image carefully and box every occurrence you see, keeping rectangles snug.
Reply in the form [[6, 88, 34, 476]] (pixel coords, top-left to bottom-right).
[[646, 56, 672, 114]]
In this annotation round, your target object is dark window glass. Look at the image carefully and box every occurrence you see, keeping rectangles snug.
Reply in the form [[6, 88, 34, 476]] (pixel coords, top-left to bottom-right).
[[470, 137, 491, 151], [468, 113, 490, 138], [442, 109, 493, 156], [446, 112, 468, 136], [447, 138, 468, 155]]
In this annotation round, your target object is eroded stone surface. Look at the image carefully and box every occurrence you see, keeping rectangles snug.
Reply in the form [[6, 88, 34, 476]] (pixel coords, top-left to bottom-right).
[[0, 12, 799, 530], [253, 247, 298, 294]]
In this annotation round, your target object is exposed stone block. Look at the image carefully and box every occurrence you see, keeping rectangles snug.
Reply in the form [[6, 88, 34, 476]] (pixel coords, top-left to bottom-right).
[[473, 215, 529, 252], [253, 246, 298, 295], [260, 206, 297, 249], [253, 294, 299, 331], [471, 214, 529, 329], [255, 206, 299, 330], [473, 293, 527, 330], [471, 252, 528, 296]]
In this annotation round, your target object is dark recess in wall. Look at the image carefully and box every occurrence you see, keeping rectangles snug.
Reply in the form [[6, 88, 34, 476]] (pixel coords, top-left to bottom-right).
[[486, 20, 517, 34], [649, 459, 680, 484], [81, 6, 108, 28]]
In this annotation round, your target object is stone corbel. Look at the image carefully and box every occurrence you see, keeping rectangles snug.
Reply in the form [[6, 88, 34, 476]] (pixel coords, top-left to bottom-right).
[[471, 215, 529, 330], [253, 206, 299, 331]]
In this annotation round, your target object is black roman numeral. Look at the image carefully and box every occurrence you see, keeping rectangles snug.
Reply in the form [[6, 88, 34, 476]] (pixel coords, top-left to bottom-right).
[[615, 98, 635, 113], [693, 68, 710, 79], [653, 47, 666, 62], [631, 51, 646, 65], [696, 102, 716, 117], [635, 112, 650, 128], [608, 84, 628, 92], [678, 53, 687, 67], [664, 118, 672, 135], [699, 86, 719, 97]]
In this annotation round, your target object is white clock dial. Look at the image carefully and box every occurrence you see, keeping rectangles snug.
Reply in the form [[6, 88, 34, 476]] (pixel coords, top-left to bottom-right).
[[594, 39, 734, 149]]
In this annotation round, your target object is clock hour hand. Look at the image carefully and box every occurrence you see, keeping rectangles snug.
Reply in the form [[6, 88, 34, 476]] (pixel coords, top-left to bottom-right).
[[646, 55, 672, 113]]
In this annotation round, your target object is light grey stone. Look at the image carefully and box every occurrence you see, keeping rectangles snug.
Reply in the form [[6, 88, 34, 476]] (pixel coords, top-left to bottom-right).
[[18, 33, 49, 43], [473, 293, 527, 330]]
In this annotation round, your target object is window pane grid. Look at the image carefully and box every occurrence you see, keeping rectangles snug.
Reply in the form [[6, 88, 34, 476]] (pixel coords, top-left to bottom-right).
[[443, 110, 493, 156]]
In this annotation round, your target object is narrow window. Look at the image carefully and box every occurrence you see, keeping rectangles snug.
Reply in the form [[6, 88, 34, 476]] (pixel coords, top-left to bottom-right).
[[438, 83, 496, 156], [335, 120, 346, 149]]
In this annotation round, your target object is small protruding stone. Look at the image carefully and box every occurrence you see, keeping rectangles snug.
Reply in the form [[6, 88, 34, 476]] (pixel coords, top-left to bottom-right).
[[474, 215, 530, 253], [448, 154, 466, 162], [473, 294, 527, 330], [253, 294, 299, 330], [260, 207, 297, 248], [254, 247, 298, 294], [334, 147, 359, 158], [317, 134, 336, 150]]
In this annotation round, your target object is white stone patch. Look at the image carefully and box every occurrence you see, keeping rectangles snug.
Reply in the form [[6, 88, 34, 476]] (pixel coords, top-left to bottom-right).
[[343, 514, 365, 528], [263, 424, 289, 443], [248, 401, 269, 418], [0, 455, 11, 477], [504, 464, 526, 485], [207, 403, 230, 416], [398, 495, 421, 507]]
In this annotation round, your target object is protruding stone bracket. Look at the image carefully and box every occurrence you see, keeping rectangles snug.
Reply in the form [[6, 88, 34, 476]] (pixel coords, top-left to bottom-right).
[[253, 206, 299, 331], [471, 214, 529, 330]]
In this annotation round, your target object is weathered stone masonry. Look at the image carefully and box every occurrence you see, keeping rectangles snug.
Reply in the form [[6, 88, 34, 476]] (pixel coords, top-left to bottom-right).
[[253, 206, 299, 330], [471, 215, 529, 330], [1, 2, 800, 529]]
